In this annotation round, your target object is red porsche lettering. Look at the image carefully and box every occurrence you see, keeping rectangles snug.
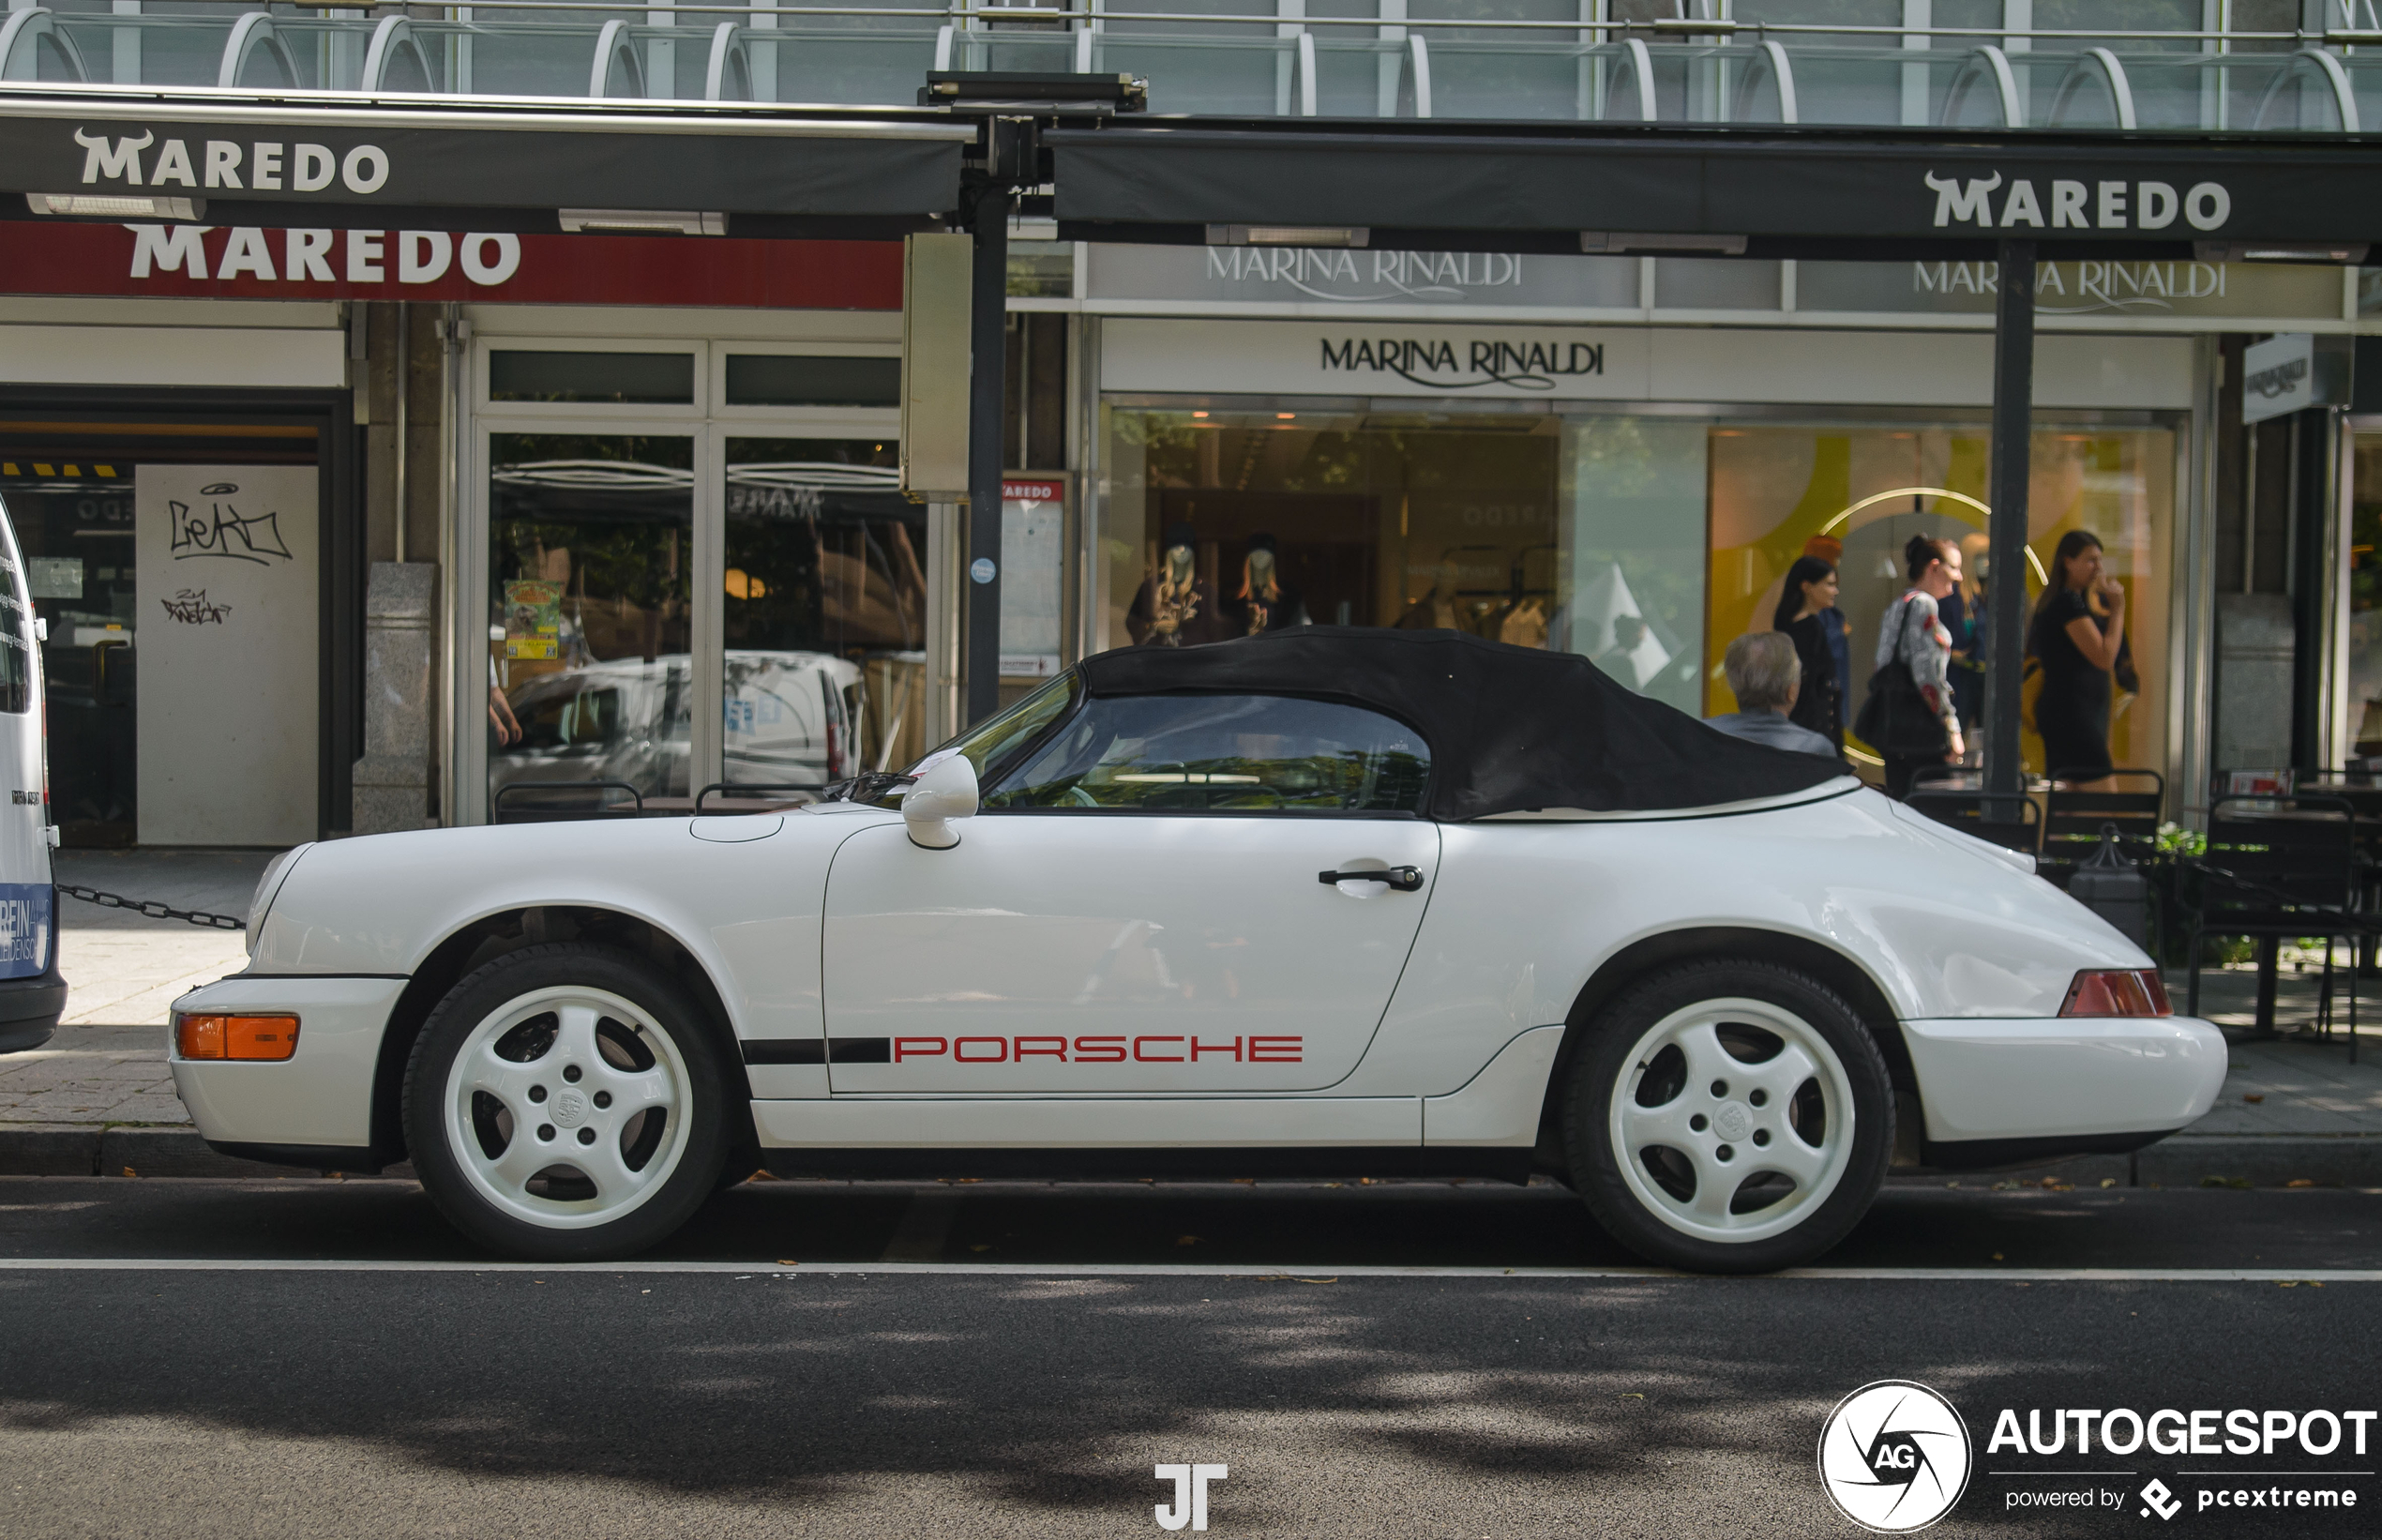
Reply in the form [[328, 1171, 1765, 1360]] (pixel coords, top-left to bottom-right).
[[890, 1034, 1304, 1067]]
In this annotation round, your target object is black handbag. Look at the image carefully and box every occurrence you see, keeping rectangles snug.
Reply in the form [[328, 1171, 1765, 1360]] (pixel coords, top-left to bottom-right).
[[1855, 596, 1952, 759]]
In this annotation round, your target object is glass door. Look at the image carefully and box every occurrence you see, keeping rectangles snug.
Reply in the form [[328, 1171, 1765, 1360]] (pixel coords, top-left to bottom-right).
[[717, 433, 925, 793], [485, 431, 696, 819]]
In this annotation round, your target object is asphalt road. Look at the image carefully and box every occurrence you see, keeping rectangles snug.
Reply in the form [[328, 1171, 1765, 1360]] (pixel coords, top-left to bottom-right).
[[0, 1178, 2376, 1539]]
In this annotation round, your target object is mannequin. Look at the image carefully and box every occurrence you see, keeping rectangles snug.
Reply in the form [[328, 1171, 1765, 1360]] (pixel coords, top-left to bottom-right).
[[1230, 532, 1309, 636], [1126, 521, 1229, 646]]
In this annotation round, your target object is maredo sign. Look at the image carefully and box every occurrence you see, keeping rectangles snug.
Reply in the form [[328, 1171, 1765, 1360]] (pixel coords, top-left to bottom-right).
[[0, 220, 901, 309]]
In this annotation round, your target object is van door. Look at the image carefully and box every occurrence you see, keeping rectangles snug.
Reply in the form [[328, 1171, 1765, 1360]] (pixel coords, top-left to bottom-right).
[[0, 499, 55, 989]]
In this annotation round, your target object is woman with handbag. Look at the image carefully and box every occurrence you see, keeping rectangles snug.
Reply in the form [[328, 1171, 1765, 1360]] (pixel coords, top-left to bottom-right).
[[1858, 535, 1965, 797]]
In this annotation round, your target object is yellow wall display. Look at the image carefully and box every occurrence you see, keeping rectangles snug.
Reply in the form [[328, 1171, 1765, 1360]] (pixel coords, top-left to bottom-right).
[[1707, 425, 2172, 778]]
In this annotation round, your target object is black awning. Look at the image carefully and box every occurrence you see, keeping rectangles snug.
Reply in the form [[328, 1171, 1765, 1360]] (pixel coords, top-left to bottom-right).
[[1078, 627, 1846, 822], [0, 90, 972, 224], [1050, 122, 2382, 254]]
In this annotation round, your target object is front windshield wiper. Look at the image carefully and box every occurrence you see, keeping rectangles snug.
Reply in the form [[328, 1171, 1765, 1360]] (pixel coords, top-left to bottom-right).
[[822, 770, 916, 804]]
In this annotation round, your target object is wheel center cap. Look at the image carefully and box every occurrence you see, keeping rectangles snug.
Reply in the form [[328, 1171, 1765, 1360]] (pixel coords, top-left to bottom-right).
[[551, 1088, 589, 1126], [1713, 1101, 1753, 1141]]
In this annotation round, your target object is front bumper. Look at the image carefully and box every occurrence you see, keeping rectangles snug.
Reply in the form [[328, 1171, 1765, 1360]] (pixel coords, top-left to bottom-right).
[[168, 974, 407, 1149], [1900, 1013, 2228, 1145]]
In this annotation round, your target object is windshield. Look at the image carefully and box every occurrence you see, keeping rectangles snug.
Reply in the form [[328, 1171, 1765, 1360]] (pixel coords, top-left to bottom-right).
[[859, 672, 1080, 805]]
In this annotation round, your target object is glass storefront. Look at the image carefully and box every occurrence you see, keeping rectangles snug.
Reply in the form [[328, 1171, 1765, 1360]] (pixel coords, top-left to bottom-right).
[[721, 437, 926, 783], [1708, 424, 2174, 776], [487, 432, 696, 813], [1102, 404, 2178, 781], [2352, 434, 2382, 765]]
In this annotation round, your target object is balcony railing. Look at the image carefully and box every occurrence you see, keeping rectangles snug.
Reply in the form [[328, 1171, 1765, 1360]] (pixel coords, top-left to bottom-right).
[[5, 0, 2382, 129]]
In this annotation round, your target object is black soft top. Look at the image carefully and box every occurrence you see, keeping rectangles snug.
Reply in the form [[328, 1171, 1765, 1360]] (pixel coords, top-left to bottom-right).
[[1077, 628, 1847, 823]]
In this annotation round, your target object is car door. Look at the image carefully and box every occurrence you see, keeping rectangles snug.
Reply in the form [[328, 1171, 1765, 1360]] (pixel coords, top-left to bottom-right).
[[821, 688, 1439, 1095]]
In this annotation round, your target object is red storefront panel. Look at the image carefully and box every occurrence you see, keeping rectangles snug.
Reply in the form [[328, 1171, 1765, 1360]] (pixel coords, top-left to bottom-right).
[[0, 221, 901, 308]]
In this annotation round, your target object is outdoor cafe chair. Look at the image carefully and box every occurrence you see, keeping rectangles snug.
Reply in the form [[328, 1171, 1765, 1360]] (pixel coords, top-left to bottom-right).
[[2186, 795, 2378, 1060]]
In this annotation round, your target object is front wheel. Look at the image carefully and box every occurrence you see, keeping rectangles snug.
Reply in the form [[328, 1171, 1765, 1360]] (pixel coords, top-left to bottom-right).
[[1562, 959, 1892, 1274], [402, 944, 731, 1261]]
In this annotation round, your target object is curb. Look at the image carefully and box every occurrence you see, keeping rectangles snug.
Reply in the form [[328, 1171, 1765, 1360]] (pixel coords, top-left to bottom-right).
[[1884, 1135, 2382, 1190], [0, 1126, 403, 1180], [1, 1129, 2375, 1188]]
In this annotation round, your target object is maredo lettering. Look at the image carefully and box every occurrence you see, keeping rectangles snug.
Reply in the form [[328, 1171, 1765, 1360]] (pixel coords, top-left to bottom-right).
[[76, 128, 387, 194], [1924, 168, 2231, 232], [1319, 336, 1603, 390], [125, 224, 521, 287]]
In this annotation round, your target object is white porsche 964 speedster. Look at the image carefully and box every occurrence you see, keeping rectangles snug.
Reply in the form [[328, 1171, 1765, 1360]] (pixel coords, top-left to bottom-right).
[[172, 629, 2224, 1272]]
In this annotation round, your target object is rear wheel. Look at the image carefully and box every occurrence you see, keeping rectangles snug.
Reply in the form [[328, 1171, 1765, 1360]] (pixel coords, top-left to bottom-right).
[[1563, 959, 1892, 1274], [403, 944, 730, 1261]]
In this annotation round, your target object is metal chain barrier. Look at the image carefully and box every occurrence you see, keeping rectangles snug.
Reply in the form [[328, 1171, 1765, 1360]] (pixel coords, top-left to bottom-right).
[[57, 885, 246, 930]]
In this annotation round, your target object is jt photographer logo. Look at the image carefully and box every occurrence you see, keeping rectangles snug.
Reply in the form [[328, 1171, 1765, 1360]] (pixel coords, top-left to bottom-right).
[[1153, 1463, 1227, 1531], [1818, 1381, 1974, 1533]]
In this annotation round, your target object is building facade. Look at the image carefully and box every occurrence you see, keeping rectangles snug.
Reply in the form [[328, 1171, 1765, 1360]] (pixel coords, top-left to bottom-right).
[[3, 1, 2379, 841]]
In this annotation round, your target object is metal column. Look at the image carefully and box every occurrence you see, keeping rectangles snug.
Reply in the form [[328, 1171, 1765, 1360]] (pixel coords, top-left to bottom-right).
[[964, 187, 1011, 728], [1985, 238, 2035, 809]]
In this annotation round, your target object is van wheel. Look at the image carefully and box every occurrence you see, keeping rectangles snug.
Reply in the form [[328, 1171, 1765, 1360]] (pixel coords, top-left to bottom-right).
[[402, 944, 729, 1261], [1562, 959, 1892, 1275]]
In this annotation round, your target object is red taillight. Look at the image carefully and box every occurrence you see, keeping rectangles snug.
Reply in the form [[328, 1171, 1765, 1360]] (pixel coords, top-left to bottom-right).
[[2059, 969, 2172, 1019]]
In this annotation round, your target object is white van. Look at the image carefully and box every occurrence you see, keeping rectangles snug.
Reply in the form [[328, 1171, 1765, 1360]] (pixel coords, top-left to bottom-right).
[[0, 495, 63, 1051]]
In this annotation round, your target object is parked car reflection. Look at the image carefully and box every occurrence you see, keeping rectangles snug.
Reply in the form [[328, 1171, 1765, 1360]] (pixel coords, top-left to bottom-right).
[[490, 649, 861, 808]]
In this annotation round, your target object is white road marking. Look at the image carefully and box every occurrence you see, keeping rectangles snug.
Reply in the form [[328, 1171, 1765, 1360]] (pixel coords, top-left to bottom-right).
[[0, 1259, 2374, 1280]]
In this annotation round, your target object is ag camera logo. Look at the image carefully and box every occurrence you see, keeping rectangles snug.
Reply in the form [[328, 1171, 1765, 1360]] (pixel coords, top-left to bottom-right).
[[1818, 1381, 1974, 1532]]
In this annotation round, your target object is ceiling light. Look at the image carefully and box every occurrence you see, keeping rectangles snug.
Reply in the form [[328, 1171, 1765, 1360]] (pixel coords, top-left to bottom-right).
[[27, 192, 203, 219], [1581, 231, 1748, 255], [2195, 241, 2368, 264], [558, 208, 726, 236], [1276, 412, 1296, 420], [1206, 224, 1369, 249]]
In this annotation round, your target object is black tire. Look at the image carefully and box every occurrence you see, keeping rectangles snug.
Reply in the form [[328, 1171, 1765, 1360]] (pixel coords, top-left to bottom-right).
[[402, 943, 731, 1261], [1561, 959, 1892, 1275]]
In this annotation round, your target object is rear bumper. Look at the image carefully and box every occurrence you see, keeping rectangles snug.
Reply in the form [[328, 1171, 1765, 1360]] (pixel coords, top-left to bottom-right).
[[168, 974, 407, 1149], [0, 962, 67, 1052], [1901, 1013, 2228, 1144]]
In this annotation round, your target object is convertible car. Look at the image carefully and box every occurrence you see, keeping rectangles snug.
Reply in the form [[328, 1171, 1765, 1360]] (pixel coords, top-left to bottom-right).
[[172, 629, 2224, 1272]]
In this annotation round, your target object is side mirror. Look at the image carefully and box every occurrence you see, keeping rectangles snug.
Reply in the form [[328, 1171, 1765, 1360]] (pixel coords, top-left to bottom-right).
[[902, 754, 978, 849]]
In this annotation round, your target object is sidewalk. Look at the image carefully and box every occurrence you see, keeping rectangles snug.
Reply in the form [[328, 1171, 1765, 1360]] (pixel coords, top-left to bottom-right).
[[4, 851, 2381, 1185], [0, 851, 279, 1176]]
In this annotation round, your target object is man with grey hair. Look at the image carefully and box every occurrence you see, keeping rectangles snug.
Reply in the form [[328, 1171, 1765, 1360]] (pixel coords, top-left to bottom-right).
[[1706, 631, 1841, 759]]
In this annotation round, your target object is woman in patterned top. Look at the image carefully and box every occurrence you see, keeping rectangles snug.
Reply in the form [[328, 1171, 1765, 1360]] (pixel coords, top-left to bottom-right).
[[1875, 534, 1966, 797]]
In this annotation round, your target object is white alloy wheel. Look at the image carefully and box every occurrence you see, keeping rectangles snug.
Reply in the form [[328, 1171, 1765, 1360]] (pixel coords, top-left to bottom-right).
[[443, 985, 693, 1230], [1606, 996, 1858, 1245]]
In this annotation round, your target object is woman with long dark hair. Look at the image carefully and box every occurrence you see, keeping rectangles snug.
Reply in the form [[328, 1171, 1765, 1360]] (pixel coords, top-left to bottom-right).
[[2026, 529, 2125, 787], [1771, 554, 1843, 751]]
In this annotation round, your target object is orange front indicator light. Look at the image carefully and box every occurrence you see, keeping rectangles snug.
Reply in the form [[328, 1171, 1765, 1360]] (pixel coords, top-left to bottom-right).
[[176, 1014, 300, 1061], [2058, 969, 2172, 1019]]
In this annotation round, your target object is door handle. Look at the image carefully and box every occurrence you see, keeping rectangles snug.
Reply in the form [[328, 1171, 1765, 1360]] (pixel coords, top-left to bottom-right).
[[1319, 866, 1424, 892]]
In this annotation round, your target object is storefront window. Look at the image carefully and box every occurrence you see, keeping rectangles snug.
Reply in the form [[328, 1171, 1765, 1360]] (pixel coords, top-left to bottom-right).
[[1707, 424, 2173, 777], [488, 432, 693, 814], [1099, 408, 1562, 649], [720, 437, 926, 785], [2350, 435, 2382, 766], [1101, 404, 2175, 783]]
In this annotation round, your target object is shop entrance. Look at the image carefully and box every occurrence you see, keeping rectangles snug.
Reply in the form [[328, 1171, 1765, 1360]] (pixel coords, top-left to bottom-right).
[[0, 415, 327, 848]]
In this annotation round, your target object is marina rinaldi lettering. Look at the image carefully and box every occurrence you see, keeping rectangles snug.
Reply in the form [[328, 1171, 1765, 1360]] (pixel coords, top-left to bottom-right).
[[1319, 336, 1603, 390]]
